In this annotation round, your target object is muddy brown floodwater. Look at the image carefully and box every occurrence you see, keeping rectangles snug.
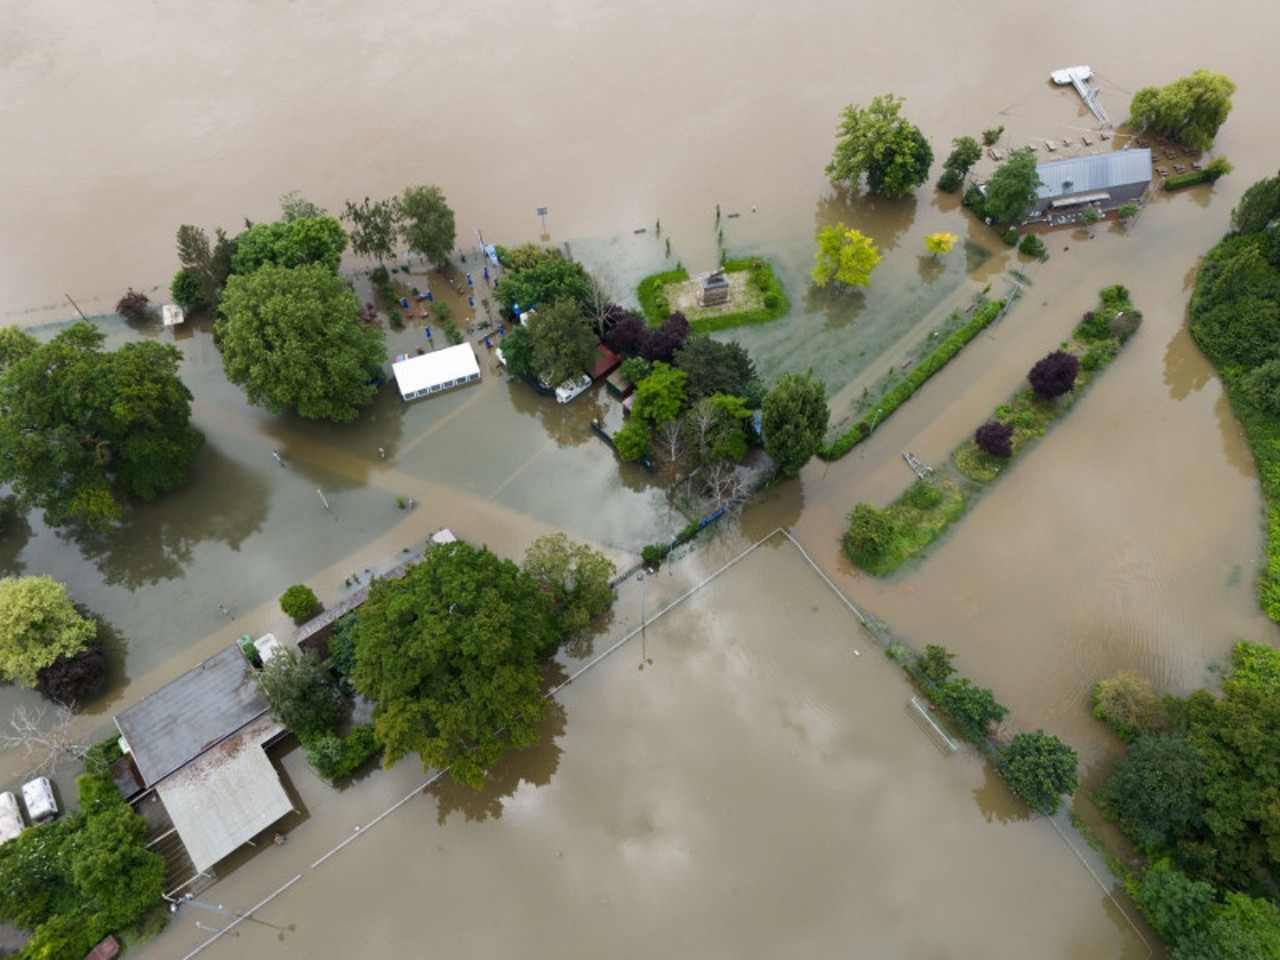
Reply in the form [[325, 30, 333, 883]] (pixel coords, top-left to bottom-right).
[[4, 0, 1280, 955]]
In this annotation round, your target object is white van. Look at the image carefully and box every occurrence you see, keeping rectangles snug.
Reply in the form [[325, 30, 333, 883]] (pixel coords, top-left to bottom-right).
[[21, 776, 58, 823], [0, 791, 24, 844]]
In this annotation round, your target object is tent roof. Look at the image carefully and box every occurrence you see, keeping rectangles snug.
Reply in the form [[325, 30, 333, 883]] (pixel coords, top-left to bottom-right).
[[392, 343, 480, 398]]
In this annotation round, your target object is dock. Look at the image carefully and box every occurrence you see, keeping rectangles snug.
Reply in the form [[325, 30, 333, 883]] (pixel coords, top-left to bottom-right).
[[1050, 65, 1111, 128]]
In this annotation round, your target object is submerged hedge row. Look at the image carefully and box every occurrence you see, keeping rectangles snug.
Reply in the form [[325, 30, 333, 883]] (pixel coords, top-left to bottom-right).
[[819, 299, 1005, 461]]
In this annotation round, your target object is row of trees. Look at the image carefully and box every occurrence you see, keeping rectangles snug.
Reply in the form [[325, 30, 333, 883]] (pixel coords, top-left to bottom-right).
[[254, 534, 615, 789], [1093, 643, 1280, 956]]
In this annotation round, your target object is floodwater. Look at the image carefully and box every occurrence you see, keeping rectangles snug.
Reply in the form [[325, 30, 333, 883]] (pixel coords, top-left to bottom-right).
[[139, 539, 1149, 960], [3, 0, 1280, 954]]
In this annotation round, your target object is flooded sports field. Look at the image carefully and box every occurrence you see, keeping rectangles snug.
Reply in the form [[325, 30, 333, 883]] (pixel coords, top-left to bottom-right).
[[139, 537, 1149, 960]]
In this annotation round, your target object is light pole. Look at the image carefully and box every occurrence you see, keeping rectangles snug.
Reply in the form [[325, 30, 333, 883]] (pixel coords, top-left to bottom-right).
[[636, 571, 652, 670]]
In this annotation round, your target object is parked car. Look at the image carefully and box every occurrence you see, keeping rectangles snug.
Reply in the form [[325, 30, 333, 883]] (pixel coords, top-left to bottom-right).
[[555, 373, 593, 404], [21, 776, 57, 823], [0, 791, 25, 845]]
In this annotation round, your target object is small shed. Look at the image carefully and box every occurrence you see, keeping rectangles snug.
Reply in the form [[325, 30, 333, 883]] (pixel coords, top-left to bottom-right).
[[392, 343, 481, 401], [0, 791, 24, 845], [606, 370, 634, 400], [590, 345, 622, 382], [697, 269, 731, 306]]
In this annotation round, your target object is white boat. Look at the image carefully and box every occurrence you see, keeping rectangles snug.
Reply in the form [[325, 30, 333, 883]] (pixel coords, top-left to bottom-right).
[[1050, 65, 1093, 85]]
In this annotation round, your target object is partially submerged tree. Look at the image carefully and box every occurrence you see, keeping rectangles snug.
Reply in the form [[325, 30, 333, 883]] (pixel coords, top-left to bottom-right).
[[114, 289, 152, 325], [399, 184, 457, 265], [1128, 69, 1236, 151], [843, 503, 895, 563], [943, 136, 983, 177], [231, 214, 348, 275], [217, 262, 387, 421], [1001, 729, 1079, 814], [280, 584, 319, 621], [254, 648, 346, 743], [1105, 733, 1204, 851], [1028, 350, 1080, 400], [982, 148, 1042, 223], [924, 232, 958, 257], [974, 420, 1014, 458], [761, 370, 829, 477], [521, 534, 616, 639], [826, 94, 934, 198], [675, 337, 758, 402], [631, 362, 689, 425], [526, 298, 598, 388], [342, 196, 401, 265], [0, 323, 204, 527], [811, 223, 882, 288]]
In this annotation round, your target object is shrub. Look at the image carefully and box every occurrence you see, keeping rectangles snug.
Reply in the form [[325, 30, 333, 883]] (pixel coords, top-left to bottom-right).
[[1080, 208, 1101, 227], [905, 479, 942, 510], [1028, 350, 1080, 399], [1109, 311, 1143, 341], [937, 168, 963, 193], [34, 643, 108, 704], [280, 584, 319, 621], [1118, 202, 1141, 221], [1092, 672, 1164, 741], [1001, 227, 1019, 246], [641, 544, 664, 568], [982, 126, 1004, 146], [115, 288, 152, 324], [1019, 234, 1046, 258], [170, 268, 204, 309], [306, 724, 381, 781], [762, 291, 780, 310], [974, 421, 1014, 458], [961, 186, 987, 219], [918, 644, 956, 684], [1080, 341, 1120, 371], [843, 503, 895, 562]]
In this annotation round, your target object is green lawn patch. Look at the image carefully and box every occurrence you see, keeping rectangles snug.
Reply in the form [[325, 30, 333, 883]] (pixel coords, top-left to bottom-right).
[[635, 257, 789, 333], [844, 285, 1141, 576]]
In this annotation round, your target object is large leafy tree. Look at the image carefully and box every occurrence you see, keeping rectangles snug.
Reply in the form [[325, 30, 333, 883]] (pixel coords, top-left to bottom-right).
[[1001, 730, 1079, 814], [399, 184, 456, 265], [811, 224, 882, 288], [526, 298, 598, 388], [351, 540, 557, 788], [173, 223, 237, 309], [1230, 169, 1280, 235], [674, 336, 757, 401], [521, 534, 617, 639], [217, 262, 387, 421], [686, 393, 752, 465], [342, 196, 401, 265], [254, 648, 345, 743], [825, 93, 933, 198], [499, 323, 534, 378], [501, 256, 592, 315], [0, 322, 204, 527], [0, 575, 96, 687], [982, 148, 1042, 223], [1105, 733, 1204, 851], [231, 215, 348, 275], [761, 371, 829, 477], [631, 362, 688, 425], [1128, 69, 1236, 151]]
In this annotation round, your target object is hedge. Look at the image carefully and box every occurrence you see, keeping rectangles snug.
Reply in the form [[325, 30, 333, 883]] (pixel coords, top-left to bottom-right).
[[636, 267, 689, 324], [820, 299, 1006, 461]]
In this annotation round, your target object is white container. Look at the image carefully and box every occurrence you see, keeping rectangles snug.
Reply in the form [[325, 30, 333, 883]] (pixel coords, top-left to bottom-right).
[[0, 792, 25, 844], [21, 776, 58, 823]]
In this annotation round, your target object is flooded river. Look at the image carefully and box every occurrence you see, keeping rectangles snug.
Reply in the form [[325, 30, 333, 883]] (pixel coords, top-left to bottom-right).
[[4, 0, 1280, 954]]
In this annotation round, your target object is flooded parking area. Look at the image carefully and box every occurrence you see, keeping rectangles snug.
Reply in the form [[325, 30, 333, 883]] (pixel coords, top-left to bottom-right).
[[140, 536, 1148, 960]]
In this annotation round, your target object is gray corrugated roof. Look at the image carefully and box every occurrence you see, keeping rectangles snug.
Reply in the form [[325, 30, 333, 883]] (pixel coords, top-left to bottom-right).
[[114, 645, 268, 786], [1035, 148, 1151, 200]]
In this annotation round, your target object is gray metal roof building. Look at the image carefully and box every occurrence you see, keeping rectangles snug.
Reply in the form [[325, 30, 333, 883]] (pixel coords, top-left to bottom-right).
[[115, 644, 267, 786], [1030, 148, 1152, 214]]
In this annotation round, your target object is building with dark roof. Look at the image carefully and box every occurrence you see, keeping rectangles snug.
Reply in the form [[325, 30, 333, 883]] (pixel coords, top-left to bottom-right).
[[1028, 148, 1152, 216]]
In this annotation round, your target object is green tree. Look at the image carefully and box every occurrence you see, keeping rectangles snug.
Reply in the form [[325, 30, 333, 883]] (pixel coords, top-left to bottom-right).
[[1105, 733, 1204, 851], [399, 184, 456, 265], [500, 256, 592, 314], [351, 540, 556, 788], [632, 362, 689, 425], [1092, 671, 1164, 740], [1128, 69, 1236, 151], [342, 196, 401, 265], [761, 371, 829, 477], [843, 503, 895, 563], [174, 223, 236, 308], [982, 149, 1042, 223], [1177, 892, 1280, 960], [919, 644, 956, 684], [1230, 170, 1280, 235], [71, 798, 166, 929], [825, 93, 934, 198], [0, 576, 96, 687], [0, 323, 204, 527], [1132, 858, 1214, 943], [686, 393, 752, 465], [1001, 730, 1079, 814], [674, 336, 758, 401], [254, 648, 346, 743], [499, 323, 535, 379], [280, 584, 319, 621], [217, 262, 387, 421], [943, 136, 983, 175], [613, 418, 652, 461], [811, 223, 883, 288], [939, 677, 1008, 734], [522, 533, 617, 639], [526, 298, 598, 388], [231, 215, 348, 275], [279, 190, 326, 221]]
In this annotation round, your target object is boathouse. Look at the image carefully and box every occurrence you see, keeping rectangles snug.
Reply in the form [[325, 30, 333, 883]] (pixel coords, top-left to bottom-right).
[[113, 645, 293, 876], [1027, 149, 1152, 217], [392, 342, 481, 401]]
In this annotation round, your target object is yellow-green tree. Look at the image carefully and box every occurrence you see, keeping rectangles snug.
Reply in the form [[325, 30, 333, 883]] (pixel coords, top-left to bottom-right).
[[811, 224, 882, 288], [924, 232, 958, 257]]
